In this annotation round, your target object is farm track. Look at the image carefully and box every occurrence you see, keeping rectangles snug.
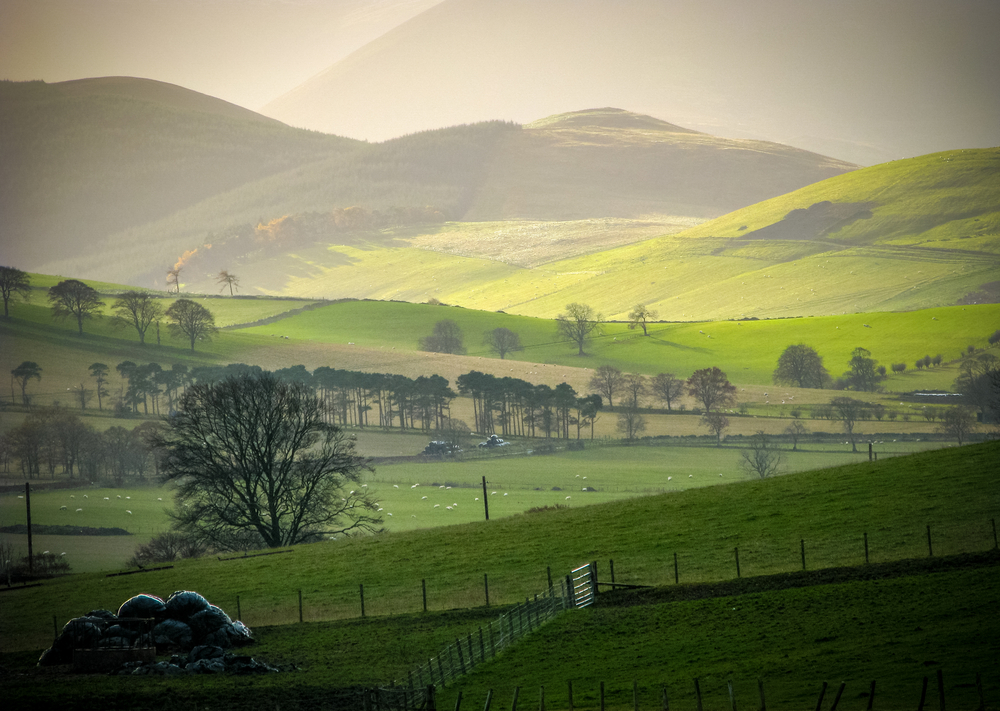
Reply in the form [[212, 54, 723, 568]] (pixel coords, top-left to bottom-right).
[[595, 548, 1000, 609]]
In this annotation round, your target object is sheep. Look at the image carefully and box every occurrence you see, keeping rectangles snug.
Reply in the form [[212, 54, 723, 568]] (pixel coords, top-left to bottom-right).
[[503, 493, 508, 496], [126, 510, 132, 514], [421, 496, 428, 500], [667, 476, 672, 481], [60, 505, 67, 510], [433, 504, 440, 508], [76, 508, 83, 512]]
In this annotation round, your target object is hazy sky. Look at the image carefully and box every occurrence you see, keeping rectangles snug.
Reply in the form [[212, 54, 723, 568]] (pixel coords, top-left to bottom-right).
[[0, 0, 444, 110], [2, 0, 998, 163]]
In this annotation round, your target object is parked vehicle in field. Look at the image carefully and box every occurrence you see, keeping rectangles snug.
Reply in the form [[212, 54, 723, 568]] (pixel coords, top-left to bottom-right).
[[477, 434, 510, 448], [421, 440, 462, 456]]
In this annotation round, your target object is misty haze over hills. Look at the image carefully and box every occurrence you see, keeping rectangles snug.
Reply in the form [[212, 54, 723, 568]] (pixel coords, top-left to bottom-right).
[[260, 0, 1000, 166], [3, 0, 999, 166]]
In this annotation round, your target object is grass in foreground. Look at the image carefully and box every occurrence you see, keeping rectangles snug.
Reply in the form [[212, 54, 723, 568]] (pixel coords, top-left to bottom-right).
[[1, 442, 996, 655]]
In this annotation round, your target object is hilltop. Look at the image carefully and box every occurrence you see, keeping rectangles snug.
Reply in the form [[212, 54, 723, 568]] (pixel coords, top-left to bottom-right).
[[260, 0, 1000, 164], [1, 80, 854, 291], [0, 78, 360, 269]]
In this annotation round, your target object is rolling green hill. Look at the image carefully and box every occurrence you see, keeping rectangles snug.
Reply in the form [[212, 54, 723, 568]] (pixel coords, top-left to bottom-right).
[[188, 148, 998, 321], [0, 78, 361, 270]]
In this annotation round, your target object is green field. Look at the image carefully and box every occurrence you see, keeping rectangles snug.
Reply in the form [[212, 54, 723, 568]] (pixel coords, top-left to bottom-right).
[[1, 442, 996, 653], [0, 443, 997, 710]]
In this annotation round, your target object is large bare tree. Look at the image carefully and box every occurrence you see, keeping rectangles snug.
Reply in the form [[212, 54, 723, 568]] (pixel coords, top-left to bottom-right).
[[687, 367, 737, 413], [48, 279, 103, 335], [155, 372, 382, 549], [165, 299, 217, 352], [111, 291, 163, 345], [556, 303, 601, 355], [650, 372, 684, 411], [589, 365, 624, 407], [483, 327, 523, 359], [0, 266, 31, 317]]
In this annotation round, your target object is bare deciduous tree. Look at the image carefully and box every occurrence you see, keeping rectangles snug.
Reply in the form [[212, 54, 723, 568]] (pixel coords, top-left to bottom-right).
[[556, 303, 601, 355], [589, 365, 624, 408], [937, 407, 977, 445], [420, 320, 466, 354], [650, 372, 684, 411], [111, 291, 163, 345], [739, 431, 785, 479], [627, 304, 658, 336], [700, 412, 730, 446], [217, 270, 240, 296], [483, 327, 523, 359], [48, 279, 103, 335], [165, 299, 217, 352], [154, 372, 382, 549], [687, 367, 737, 413], [0, 266, 32, 317]]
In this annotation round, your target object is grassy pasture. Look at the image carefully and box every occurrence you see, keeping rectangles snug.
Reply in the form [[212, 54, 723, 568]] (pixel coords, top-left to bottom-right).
[[0, 564, 996, 710], [1, 441, 996, 656], [236, 299, 997, 387]]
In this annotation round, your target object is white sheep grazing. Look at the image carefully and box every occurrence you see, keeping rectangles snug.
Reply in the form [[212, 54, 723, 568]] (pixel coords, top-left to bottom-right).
[[565, 496, 571, 500], [421, 496, 428, 500], [126, 510, 132, 514], [433, 504, 440, 508], [667, 477, 672, 481], [60, 506, 67, 510], [76, 508, 83, 512]]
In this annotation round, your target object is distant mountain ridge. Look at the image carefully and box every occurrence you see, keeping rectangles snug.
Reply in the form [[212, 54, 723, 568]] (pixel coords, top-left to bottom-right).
[[0, 79, 856, 288], [260, 0, 1000, 165], [0, 77, 360, 268]]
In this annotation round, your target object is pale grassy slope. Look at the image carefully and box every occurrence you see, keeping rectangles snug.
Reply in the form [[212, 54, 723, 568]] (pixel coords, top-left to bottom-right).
[[176, 148, 997, 321]]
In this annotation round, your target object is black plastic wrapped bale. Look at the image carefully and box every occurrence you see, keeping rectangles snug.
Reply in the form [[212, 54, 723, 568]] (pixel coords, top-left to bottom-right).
[[165, 590, 210, 620], [188, 605, 232, 646], [37, 617, 107, 665], [117, 594, 166, 621], [152, 619, 193, 649], [227, 620, 254, 647], [85, 609, 118, 622]]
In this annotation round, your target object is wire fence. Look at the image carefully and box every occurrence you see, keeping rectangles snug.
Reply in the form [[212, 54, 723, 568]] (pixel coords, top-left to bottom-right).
[[392, 580, 570, 704]]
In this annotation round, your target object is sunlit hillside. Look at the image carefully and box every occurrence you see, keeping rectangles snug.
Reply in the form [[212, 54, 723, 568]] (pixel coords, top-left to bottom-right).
[[169, 148, 999, 320]]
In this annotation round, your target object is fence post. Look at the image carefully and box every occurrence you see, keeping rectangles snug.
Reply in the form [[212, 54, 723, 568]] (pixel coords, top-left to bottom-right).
[[867, 680, 876, 711], [566, 575, 575, 607], [547, 566, 553, 590], [728, 678, 737, 711], [694, 678, 703, 711], [467, 633, 475, 669], [360, 584, 366, 618], [568, 680, 574, 711], [918, 676, 928, 711], [298, 589, 303, 623], [484, 689, 494, 711], [540, 685, 545, 711], [927, 525, 933, 557], [936, 669, 945, 711], [662, 685, 670, 711], [510, 686, 520, 711], [814, 682, 827, 711], [864, 532, 869, 564], [479, 627, 486, 662], [674, 553, 679, 584], [428, 685, 437, 711], [437, 655, 446, 688], [591, 561, 599, 597], [992, 519, 997, 549], [456, 638, 467, 674], [830, 682, 846, 711], [236, 595, 241, 621], [758, 678, 766, 711], [423, 579, 428, 612], [734, 547, 741, 578], [610, 559, 615, 585], [801, 539, 806, 570], [484, 573, 490, 607]]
